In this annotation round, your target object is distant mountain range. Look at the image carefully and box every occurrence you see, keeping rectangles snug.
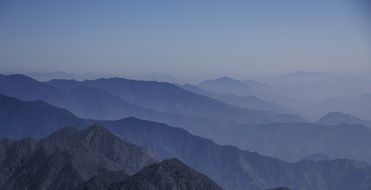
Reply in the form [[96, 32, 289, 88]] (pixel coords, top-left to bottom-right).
[[1, 95, 371, 190], [261, 72, 371, 119], [2, 93, 371, 164], [280, 71, 322, 78], [0, 73, 305, 148], [319, 95, 371, 119], [224, 122, 371, 163], [318, 112, 371, 127], [181, 84, 290, 113], [197, 76, 267, 96], [0, 74, 303, 125]]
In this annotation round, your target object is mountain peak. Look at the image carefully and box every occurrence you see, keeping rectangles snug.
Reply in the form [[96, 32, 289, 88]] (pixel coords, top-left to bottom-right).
[[320, 112, 360, 120], [200, 77, 241, 85], [217, 76, 239, 81], [42, 124, 125, 151], [0, 126, 158, 190], [317, 112, 371, 127], [117, 158, 223, 190]]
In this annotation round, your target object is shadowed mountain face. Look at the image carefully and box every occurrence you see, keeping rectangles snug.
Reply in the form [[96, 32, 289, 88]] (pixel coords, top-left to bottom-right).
[[77, 170, 130, 190], [0, 74, 62, 102], [0, 125, 158, 190], [116, 158, 223, 190], [318, 112, 371, 127], [78, 159, 223, 190], [0, 94, 85, 139]]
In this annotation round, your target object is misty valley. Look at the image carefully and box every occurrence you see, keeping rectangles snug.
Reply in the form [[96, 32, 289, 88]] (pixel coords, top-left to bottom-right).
[[1, 72, 371, 190]]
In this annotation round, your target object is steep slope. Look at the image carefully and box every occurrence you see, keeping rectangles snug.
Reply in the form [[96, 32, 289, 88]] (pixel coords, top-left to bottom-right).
[[105, 118, 371, 190], [318, 112, 371, 127], [0, 125, 157, 190], [77, 170, 129, 190], [79, 159, 223, 190], [0, 94, 85, 139], [116, 158, 223, 190]]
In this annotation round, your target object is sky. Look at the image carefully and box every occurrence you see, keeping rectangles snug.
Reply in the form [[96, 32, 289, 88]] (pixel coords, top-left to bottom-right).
[[0, 0, 370, 79]]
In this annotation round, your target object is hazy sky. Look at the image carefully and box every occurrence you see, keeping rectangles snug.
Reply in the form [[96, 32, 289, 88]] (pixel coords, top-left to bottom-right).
[[0, 0, 370, 78]]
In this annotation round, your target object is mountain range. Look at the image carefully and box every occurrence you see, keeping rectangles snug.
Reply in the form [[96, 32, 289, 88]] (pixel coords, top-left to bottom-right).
[[0, 125, 222, 190], [1, 95, 371, 190], [48, 76, 301, 124], [0, 74, 303, 124], [181, 84, 290, 113], [0, 125, 157, 190], [0, 73, 306, 149]]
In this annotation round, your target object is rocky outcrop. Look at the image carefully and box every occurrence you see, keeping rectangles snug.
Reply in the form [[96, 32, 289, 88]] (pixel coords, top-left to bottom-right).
[[78, 159, 223, 190], [0, 125, 157, 190]]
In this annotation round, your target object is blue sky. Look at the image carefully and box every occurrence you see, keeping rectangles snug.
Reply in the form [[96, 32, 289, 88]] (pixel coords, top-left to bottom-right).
[[0, 0, 370, 77]]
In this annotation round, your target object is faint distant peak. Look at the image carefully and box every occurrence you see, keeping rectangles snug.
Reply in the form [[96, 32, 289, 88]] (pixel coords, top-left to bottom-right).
[[282, 70, 322, 78], [202, 76, 241, 84], [318, 112, 361, 122], [200, 76, 264, 86], [3, 73, 36, 80], [318, 112, 371, 127]]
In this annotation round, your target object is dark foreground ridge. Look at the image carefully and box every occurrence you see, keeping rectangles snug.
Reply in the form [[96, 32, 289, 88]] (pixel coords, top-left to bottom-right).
[[78, 158, 223, 190], [0, 125, 222, 190], [0, 125, 157, 190]]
